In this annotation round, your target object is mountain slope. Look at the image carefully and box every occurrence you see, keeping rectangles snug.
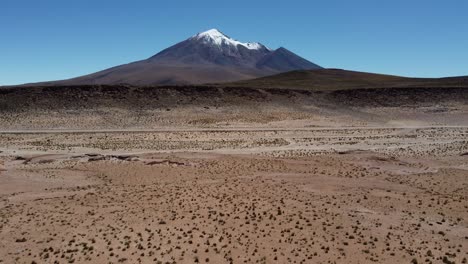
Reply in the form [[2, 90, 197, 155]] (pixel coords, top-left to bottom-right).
[[256, 47, 322, 72], [34, 29, 322, 86], [47, 63, 274, 86]]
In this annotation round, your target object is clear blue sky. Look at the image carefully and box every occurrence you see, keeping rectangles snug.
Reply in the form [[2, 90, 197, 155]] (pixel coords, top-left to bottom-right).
[[1, 0, 467, 85]]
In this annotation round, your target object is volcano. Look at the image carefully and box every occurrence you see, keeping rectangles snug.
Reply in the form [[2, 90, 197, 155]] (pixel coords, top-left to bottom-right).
[[42, 29, 322, 86]]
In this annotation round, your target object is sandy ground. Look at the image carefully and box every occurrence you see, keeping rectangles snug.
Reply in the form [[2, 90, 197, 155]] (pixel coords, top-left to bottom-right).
[[0, 124, 467, 264]]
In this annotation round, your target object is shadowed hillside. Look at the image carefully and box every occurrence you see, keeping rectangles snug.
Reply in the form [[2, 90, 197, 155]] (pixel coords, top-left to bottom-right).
[[224, 69, 468, 91], [0, 84, 467, 130]]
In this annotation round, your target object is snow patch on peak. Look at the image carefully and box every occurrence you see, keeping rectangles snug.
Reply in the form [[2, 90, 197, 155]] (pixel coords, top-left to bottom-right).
[[192, 29, 269, 51], [196, 29, 226, 39]]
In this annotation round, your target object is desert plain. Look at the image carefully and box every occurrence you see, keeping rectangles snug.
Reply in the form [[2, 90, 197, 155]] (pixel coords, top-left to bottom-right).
[[0, 84, 467, 263]]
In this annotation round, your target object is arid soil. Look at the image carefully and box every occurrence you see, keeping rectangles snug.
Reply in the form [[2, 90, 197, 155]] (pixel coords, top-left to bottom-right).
[[0, 85, 467, 263], [0, 125, 467, 264]]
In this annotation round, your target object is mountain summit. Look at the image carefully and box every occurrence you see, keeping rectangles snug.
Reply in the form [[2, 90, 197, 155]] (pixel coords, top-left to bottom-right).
[[191, 29, 269, 51], [148, 29, 275, 70], [46, 29, 322, 86]]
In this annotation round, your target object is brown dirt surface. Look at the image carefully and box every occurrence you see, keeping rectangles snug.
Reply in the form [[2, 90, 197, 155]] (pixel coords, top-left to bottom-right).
[[0, 84, 467, 263]]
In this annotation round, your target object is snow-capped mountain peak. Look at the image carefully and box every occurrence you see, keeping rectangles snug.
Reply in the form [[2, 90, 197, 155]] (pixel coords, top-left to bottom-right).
[[192, 29, 268, 50], [42, 28, 322, 85], [194, 29, 226, 39]]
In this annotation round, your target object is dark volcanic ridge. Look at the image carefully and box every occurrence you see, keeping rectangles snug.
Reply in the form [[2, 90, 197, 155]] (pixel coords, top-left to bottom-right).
[[225, 69, 468, 91], [2, 74, 467, 111], [31, 29, 322, 86], [2, 69, 467, 129]]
